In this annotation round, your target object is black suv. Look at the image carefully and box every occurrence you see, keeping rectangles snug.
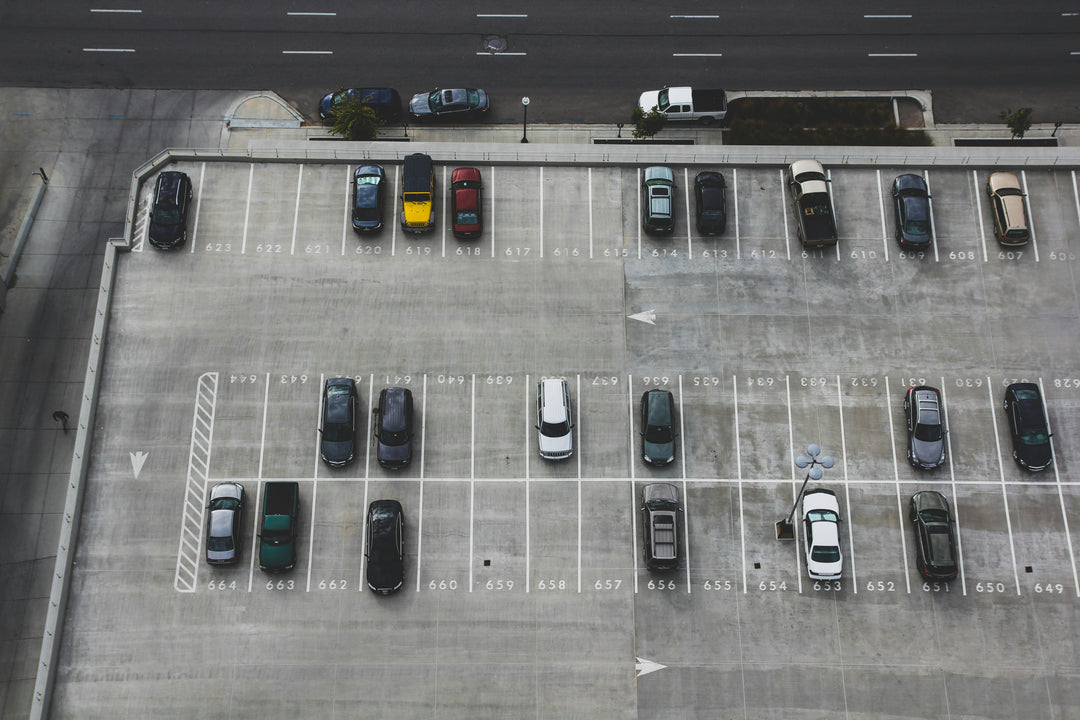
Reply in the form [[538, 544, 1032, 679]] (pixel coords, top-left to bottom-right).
[[365, 499, 405, 594], [904, 386, 946, 469], [1003, 383, 1053, 471], [148, 171, 193, 249], [909, 491, 958, 581], [320, 378, 359, 467], [640, 483, 681, 572], [640, 389, 676, 465], [373, 387, 414, 469], [693, 171, 727, 235]]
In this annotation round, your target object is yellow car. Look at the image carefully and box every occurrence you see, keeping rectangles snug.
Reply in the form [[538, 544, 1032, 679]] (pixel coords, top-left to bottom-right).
[[401, 153, 435, 232]]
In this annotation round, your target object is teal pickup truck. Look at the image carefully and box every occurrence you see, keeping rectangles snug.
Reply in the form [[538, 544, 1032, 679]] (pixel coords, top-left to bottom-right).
[[258, 482, 300, 572]]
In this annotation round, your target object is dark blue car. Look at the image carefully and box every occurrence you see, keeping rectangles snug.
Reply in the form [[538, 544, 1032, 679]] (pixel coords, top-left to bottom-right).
[[319, 88, 401, 123], [892, 173, 932, 249], [352, 164, 387, 233]]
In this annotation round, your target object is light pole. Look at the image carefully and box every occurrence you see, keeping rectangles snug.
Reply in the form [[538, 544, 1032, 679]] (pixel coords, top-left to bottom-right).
[[520, 96, 530, 143], [775, 443, 834, 540]]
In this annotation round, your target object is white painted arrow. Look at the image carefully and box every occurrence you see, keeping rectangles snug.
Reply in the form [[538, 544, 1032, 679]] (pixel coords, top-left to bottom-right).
[[635, 657, 667, 677], [130, 451, 149, 479], [628, 309, 656, 325]]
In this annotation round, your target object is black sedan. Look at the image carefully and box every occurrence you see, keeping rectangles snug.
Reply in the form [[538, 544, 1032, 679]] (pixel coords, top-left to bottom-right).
[[909, 491, 958, 581], [366, 499, 405, 594], [1003, 383, 1053, 471], [321, 378, 359, 468], [409, 88, 489, 121], [205, 482, 244, 565], [352, 164, 386, 233], [148, 170, 193, 250], [640, 389, 676, 466], [694, 171, 727, 235], [891, 174, 932, 249]]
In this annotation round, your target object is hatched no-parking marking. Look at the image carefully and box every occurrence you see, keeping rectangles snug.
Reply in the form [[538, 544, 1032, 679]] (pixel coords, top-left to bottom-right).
[[173, 372, 218, 592]]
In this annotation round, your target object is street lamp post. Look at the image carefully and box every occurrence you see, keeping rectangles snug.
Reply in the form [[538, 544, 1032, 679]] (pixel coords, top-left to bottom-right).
[[520, 96, 530, 143], [775, 443, 835, 540]]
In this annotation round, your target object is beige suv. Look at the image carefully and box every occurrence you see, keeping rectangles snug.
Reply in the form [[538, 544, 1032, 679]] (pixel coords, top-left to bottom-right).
[[986, 171, 1030, 245]]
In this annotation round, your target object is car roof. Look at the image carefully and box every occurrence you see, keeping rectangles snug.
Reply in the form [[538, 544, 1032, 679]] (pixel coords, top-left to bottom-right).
[[380, 387, 411, 428], [540, 378, 568, 421], [452, 167, 481, 183], [989, 171, 1021, 192], [894, 173, 927, 192], [644, 166, 674, 183], [695, 171, 724, 187], [790, 159, 824, 177], [645, 390, 673, 424]]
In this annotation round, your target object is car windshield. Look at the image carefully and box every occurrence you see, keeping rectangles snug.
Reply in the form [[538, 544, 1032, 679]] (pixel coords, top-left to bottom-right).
[[811, 545, 840, 563], [807, 510, 838, 523], [151, 207, 180, 225], [644, 424, 673, 444], [919, 508, 948, 523], [795, 171, 826, 184], [456, 210, 479, 225], [356, 175, 380, 186], [540, 420, 570, 438], [997, 186, 1022, 196], [914, 422, 942, 442]]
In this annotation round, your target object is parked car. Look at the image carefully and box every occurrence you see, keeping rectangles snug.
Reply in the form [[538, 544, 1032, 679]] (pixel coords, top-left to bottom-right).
[[450, 167, 483, 239], [640, 483, 681, 572], [802, 488, 842, 580], [986, 172, 1030, 245], [205, 482, 244, 565], [319, 87, 401, 123], [148, 170, 193, 250], [1003, 382, 1053, 471], [788, 159, 838, 247], [536, 378, 573, 460], [352, 164, 386, 233], [640, 389, 676, 466], [366, 499, 405, 594], [642, 166, 676, 234], [891, 174, 932, 249], [409, 88, 489, 121], [693, 171, 727, 235], [374, 387, 414, 469], [909, 490, 959, 581], [321, 378, 359, 467], [904, 386, 946, 469], [401, 153, 435, 233]]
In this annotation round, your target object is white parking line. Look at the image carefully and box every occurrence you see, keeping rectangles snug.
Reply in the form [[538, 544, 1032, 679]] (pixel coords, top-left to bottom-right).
[[629, 374, 638, 592], [308, 373, 324, 592], [987, 377, 1022, 594], [539, 167, 545, 258], [525, 374, 531, 593], [733, 168, 741, 260], [678, 376, 691, 594], [441, 165, 448, 258], [1072, 171, 1080, 228], [972, 170, 989, 262], [587, 168, 594, 259], [876, 169, 890, 262], [785, 375, 802, 593], [489, 166, 497, 258], [780, 169, 791, 261], [391, 165, 400, 256], [826, 168, 840, 262], [357, 479, 368, 593], [837, 376, 857, 594], [1020, 170, 1039, 261], [576, 373, 583, 592], [940, 379, 967, 595], [189, 163, 205, 254], [733, 375, 747, 593], [340, 165, 350, 256], [364, 374, 374, 475], [1041, 378, 1080, 596], [258, 373, 270, 478], [290, 166, 302, 255], [469, 374, 476, 591], [636, 168, 642, 260], [414, 374, 428, 592], [924, 170, 940, 262], [246, 481, 261, 593], [241, 163, 253, 254], [684, 168, 693, 257], [884, 378, 911, 593]]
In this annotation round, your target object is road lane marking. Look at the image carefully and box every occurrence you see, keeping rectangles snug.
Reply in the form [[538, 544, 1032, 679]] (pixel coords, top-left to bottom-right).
[[82, 48, 135, 52], [282, 50, 333, 54], [291, 166, 302, 255], [174, 372, 218, 592]]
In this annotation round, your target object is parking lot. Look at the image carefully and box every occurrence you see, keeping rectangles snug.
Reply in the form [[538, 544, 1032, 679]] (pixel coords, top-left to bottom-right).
[[55, 156, 1080, 718]]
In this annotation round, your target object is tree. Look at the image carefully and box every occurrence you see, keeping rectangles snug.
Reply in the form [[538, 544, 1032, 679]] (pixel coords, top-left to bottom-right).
[[632, 105, 667, 139], [1000, 107, 1033, 140], [329, 96, 380, 141]]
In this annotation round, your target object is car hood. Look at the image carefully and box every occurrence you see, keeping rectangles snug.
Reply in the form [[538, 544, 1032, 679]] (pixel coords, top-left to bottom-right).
[[378, 439, 412, 467], [911, 438, 944, 467], [409, 92, 433, 116], [321, 440, 354, 465], [149, 218, 183, 245], [367, 559, 404, 592], [1017, 441, 1053, 470], [638, 90, 660, 112], [643, 439, 675, 464]]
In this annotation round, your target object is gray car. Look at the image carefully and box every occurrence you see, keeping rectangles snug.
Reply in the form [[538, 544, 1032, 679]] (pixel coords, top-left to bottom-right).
[[206, 482, 244, 565], [904, 386, 946, 469]]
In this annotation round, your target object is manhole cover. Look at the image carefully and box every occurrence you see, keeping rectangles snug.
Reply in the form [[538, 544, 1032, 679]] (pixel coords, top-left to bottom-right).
[[483, 35, 507, 53]]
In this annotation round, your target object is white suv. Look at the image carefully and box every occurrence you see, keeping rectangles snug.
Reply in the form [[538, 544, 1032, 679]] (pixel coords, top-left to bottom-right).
[[536, 378, 573, 460]]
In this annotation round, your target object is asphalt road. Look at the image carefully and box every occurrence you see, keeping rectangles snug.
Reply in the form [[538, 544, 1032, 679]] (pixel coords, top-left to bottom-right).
[[2, 1, 1079, 122]]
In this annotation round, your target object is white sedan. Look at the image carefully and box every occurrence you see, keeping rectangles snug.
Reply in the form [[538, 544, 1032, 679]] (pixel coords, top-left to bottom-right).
[[802, 488, 842, 580]]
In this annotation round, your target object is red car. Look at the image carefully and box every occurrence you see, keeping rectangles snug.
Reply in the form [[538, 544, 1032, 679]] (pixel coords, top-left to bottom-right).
[[450, 167, 483, 239]]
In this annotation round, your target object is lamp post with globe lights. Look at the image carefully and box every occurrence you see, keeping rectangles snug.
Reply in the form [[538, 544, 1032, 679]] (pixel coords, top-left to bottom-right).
[[776, 443, 835, 540]]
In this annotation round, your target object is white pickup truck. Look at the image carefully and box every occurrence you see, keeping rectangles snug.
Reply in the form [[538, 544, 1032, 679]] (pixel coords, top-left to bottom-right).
[[637, 86, 727, 124]]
